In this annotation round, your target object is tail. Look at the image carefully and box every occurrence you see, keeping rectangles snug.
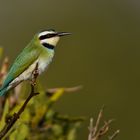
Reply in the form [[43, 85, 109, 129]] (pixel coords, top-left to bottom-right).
[[0, 87, 8, 96]]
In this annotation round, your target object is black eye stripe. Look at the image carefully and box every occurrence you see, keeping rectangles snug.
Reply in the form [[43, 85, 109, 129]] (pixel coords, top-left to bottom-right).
[[39, 33, 57, 40], [42, 43, 54, 49]]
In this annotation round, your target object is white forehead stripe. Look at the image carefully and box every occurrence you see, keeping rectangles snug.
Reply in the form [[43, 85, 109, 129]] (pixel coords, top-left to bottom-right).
[[38, 31, 55, 37]]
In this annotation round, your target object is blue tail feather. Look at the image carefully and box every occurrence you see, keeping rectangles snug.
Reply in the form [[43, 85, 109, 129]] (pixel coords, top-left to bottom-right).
[[0, 87, 8, 96]]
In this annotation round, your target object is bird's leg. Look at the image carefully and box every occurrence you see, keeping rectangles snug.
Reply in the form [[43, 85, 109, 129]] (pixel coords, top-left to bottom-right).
[[31, 62, 39, 86]]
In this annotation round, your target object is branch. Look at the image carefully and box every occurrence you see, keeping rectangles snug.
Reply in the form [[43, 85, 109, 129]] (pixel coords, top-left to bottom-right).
[[108, 130, 120, 140], [88, 106, 119, 140], [88, 106, 105, 140], [0, 63, 39, 139], [46, 85, 83, 96]]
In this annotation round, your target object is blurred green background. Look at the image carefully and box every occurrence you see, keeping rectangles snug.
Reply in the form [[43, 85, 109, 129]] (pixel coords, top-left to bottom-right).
[[0, 0, 140, 139]]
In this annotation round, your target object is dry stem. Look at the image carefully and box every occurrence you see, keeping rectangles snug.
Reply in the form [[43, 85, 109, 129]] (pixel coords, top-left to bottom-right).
[[0, 57, 9, 119], [88, 107, 119, 140]]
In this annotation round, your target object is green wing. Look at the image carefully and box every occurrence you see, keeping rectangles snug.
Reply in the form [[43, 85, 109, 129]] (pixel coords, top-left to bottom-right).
[[2, 43, 42, 89]]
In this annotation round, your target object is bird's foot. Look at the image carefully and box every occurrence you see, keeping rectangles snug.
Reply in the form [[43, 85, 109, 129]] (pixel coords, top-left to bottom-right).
[[30, 80, 36, 86], [31, 62, 39, 86]]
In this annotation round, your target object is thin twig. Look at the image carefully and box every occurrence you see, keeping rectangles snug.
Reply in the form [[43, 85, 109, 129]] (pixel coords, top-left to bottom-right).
[[95, 119, 114, 139], [0, 57, 9, 119], [46, 85, 82, 96], [88, 118, 94, 140], [93, 105, 104, 137], [0, 63, 39, 139], [88, 106, 119, 140], [108, 130, 120, 140]]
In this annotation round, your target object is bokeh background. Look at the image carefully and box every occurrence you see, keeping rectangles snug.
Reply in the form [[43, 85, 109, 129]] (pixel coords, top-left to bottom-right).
[[0, 0, 140, 139]]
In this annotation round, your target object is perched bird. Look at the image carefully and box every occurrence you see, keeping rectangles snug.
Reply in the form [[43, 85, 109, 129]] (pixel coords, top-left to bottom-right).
[[0, 29, 71, 96]]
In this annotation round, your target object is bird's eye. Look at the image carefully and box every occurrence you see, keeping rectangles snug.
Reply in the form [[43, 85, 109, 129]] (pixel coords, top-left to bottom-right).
[[46, 34, 56, 38]]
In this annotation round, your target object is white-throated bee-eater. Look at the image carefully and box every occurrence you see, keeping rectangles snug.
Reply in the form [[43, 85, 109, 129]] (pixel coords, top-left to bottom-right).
[[0, 29, 71, 96]]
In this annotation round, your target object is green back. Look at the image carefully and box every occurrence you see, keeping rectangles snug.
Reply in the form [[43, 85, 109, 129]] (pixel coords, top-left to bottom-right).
[[2, 34, 43, 89]]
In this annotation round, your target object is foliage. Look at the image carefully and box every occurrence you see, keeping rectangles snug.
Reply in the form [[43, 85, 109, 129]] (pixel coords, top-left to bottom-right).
[[0, 48, 84, 140], [0, 48, 119, 140]]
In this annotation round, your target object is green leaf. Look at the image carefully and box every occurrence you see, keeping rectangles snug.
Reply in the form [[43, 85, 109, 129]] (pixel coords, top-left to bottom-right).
[[50, 88, 64, 102], [0, 99, 9, 130], [9, 123, 29, 140]]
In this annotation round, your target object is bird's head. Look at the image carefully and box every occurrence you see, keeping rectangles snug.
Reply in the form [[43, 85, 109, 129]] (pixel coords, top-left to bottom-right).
[[37, 29, 71, 49]]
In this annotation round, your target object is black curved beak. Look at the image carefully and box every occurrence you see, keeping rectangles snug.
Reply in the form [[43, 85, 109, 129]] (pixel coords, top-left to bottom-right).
[[57, 32, 72, 37]]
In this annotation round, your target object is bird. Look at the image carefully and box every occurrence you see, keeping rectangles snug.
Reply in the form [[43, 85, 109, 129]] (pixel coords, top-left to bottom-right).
[[0, 29, 71, 96]]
